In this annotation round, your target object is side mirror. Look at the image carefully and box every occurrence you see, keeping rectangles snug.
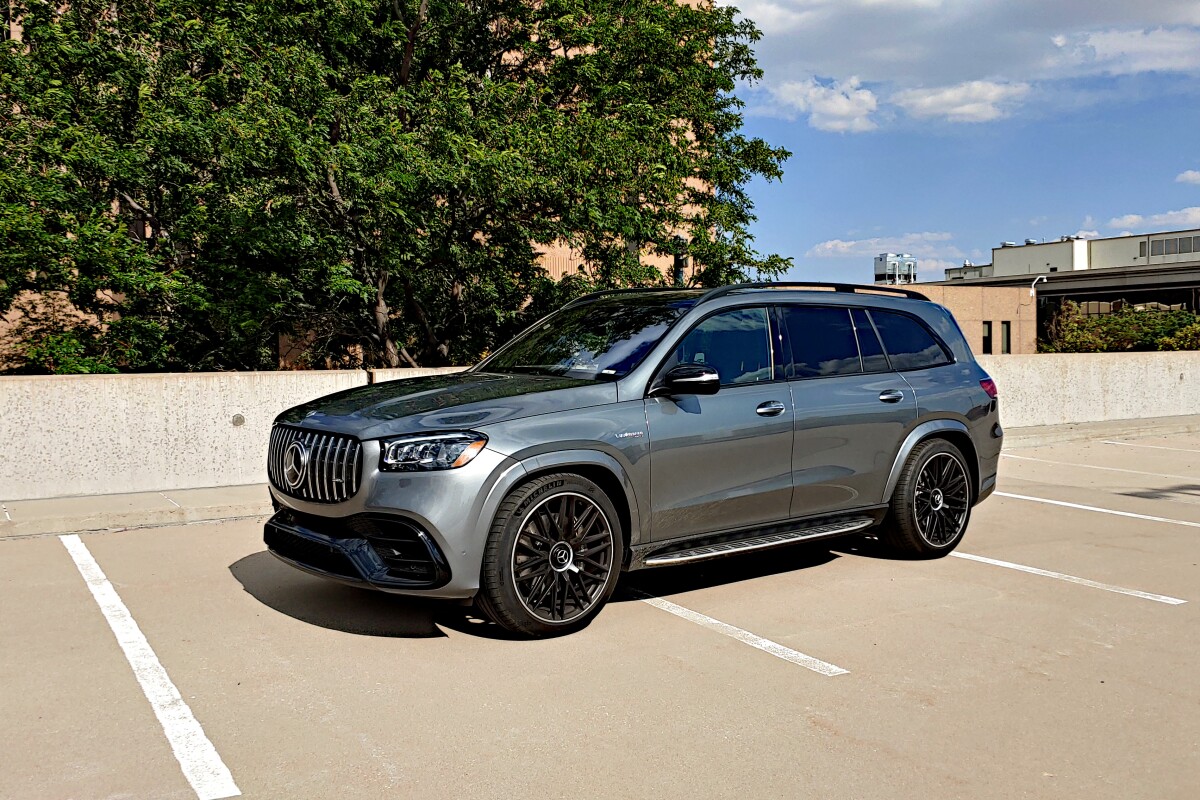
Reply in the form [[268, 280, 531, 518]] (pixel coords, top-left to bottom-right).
[[649, 363, 721, 397]]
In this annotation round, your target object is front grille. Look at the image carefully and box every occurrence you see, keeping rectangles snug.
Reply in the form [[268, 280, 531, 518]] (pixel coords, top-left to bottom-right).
[[264, 525, 361, 579], [268, 425, 363, 503]]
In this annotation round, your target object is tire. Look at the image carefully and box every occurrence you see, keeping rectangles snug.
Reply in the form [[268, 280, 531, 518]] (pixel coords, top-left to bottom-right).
[[880, 438, 972, 558], [476, 473, 622, 637]]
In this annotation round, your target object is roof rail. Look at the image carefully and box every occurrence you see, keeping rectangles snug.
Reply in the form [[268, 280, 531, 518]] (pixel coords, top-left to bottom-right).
[[698, 282, 929, 304], [562, 286, 696, 309]]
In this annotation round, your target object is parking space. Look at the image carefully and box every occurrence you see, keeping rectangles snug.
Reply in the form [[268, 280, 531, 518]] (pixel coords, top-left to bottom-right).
[[3, 426, 1199, 799]]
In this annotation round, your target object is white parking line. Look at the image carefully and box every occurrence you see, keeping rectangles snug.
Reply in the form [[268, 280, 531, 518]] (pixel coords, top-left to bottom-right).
[[1002, 453, 1197, 481], [1102, 440, 1200, 454], [951, 552, 1187, 605], [635, 593, 849, 676], [995, 491, 1200, 529], [60, 535, 240, 800]]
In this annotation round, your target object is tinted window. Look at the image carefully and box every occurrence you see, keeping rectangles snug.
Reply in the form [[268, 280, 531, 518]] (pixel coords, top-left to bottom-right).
[[851, 308, 889, 372], [484, 292, 700, 380], [871, 310, 952, 370], [670, 307, 773, 386], [781, 306, 861, 378]]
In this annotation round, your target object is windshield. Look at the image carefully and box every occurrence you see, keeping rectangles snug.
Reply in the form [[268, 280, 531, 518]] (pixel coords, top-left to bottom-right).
[[481, 292, 702, 380]]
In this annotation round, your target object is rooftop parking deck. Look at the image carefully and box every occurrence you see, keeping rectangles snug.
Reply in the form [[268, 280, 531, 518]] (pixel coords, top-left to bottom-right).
[[2, 418, 1198, 799]]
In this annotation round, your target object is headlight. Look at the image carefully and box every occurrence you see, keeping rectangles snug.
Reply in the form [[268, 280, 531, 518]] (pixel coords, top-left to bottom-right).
[[379, 432, 488, 472]]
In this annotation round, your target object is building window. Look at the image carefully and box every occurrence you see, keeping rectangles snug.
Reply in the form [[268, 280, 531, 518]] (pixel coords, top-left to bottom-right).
[[1049, 267, 1058, 272], [1182, 237, 1194, 255], [1152, 240, 1165, 256], [1194, 236, 1200, 252], [1001, 321, 1011, 354], [982, 321, 993, 355], [1166, 238, 1179, 255], [1140, 241, 1147, 257]]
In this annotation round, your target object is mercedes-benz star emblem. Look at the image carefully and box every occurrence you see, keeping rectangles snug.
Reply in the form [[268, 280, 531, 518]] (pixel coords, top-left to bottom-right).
[[283, 441, 309, 489]]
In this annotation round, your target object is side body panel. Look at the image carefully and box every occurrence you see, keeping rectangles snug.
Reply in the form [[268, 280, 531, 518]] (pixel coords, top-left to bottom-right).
[[789, 373, 916, 517], [645, 385, 794, 541]]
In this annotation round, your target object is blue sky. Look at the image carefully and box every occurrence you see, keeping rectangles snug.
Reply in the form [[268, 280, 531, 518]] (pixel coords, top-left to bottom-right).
[[730, 0, 1200, 284]]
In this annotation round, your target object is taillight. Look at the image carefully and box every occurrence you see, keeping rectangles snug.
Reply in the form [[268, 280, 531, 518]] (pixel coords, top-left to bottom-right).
[[980, 377, 998, 399]]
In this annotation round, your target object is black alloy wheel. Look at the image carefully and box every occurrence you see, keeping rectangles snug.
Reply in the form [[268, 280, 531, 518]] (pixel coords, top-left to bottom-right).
[[882, 438, 973, 557], [512, 492, 615, 623], [913, 452, 970, 546], [478, 473, 622, 636]]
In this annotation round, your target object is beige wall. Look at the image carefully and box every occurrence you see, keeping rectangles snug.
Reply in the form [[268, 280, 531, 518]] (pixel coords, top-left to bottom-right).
[[977, 352, 1200, 428], [0, 367, 470, 501], [537, 242, 692, 282], [916, 285, 1037, 355], [992, 240, 1074, 276]]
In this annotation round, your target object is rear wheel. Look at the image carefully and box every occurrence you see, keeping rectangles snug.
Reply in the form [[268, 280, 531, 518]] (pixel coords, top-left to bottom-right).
[[477, 473, 622, 637], [881, 438, 972, 558]]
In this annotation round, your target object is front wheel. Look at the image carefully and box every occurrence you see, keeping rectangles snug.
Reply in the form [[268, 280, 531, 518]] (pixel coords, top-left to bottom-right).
[[880, 438, 972, 558], [476, 473, 622, 637]]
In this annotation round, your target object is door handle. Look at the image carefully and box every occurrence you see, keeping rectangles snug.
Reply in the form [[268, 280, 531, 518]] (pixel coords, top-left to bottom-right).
[[878, 389, 905, 403], [756, 400, 787, 417]]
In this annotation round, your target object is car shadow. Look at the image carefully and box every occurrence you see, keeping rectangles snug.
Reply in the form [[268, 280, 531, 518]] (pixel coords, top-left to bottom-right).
[[229, 550, 529, 640], [1119, 483, 1200, 503], [614, 540, 842, 602], [232, 538, 855, 640]]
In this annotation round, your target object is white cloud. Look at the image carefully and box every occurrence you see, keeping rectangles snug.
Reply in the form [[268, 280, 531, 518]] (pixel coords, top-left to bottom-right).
[[1074, 229, 1100, 238], [1108, 207, 1200, 229], [1049, 27, 1200, 76], [735, 1, 1200, 128], [806, 231, 961, 261], [1176, 170, 1200, 185], [892, 81, 1031, 123], [771, 77, 878, 132]]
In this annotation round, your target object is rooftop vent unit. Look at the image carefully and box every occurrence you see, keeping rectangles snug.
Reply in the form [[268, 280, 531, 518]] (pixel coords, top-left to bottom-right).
[[962, 259, 973, 267], [1024, 238, 1038, 245], [1001, 241, 1017, 247]]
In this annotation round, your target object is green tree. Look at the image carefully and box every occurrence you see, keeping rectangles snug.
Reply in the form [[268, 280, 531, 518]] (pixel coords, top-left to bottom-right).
[[1040, 301, 1200, 353], [0, 0, 790, 372]]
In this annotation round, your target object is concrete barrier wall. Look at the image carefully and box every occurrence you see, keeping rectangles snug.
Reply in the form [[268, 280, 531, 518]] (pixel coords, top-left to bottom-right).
[[370, 367, 469, 383], [0, 370, 368, 500], [1, 357, 1196, 500], [977, 353, 1200, 428]]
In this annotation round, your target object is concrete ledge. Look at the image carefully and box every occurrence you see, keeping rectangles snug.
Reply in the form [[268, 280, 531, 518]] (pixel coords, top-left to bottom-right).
[[0, 484, 272, 539], [8, 414, 1200, 537], [1002, 414, 1200, 449]]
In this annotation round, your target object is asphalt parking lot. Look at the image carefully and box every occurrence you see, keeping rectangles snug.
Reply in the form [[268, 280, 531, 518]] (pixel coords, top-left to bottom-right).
[[3, 427, 1198, 799]]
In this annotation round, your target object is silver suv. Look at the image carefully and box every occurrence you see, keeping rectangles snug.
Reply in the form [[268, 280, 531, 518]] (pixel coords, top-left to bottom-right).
[[264, 283, 1002, 637]]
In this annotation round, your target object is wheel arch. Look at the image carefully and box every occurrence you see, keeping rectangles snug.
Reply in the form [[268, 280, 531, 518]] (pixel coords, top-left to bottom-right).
[[511, 450, 643, 553], [881, 419, 979, 505]]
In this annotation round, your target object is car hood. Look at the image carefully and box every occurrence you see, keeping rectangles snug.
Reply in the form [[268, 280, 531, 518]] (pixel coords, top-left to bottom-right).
[[274, 371, 618, 440]]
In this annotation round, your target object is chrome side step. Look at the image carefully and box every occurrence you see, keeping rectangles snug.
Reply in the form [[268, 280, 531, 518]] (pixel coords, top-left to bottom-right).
[[643, 518, 874, 567]]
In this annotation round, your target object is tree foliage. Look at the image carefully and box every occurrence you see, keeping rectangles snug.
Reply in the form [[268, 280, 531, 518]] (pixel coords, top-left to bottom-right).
[[0, 0, 790, 372], [1040, 301, 1200, 353]]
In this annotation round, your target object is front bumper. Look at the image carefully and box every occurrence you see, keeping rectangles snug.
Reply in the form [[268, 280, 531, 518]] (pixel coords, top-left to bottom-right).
[[266, 444, 526, 598], [265, 509, 452, 591]]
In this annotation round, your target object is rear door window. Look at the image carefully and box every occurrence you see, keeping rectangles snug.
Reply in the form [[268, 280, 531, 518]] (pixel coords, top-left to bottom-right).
[[851, 308, 890, 372], [779, 306, 862, 378], [869, 310, 952, 370]]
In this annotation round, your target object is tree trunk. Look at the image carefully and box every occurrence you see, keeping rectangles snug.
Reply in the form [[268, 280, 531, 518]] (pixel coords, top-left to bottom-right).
[[374, 271, 403, 368]]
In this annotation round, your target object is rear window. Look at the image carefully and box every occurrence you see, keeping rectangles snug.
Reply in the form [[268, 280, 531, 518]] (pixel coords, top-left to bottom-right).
[[780, 306, 862, 378], [870, 310, 952, 370]]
